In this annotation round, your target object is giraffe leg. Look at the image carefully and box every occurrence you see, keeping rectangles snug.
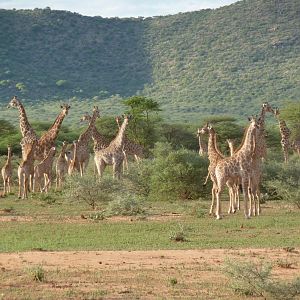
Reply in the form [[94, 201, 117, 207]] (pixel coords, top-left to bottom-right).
[[18, 173, 22, 199], [209, 185, 216, 215], [241, 179, 250, 219], [7, 178, 11, 193]]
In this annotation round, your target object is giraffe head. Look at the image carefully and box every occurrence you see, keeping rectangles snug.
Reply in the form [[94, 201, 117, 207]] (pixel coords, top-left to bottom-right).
[[262, 102, 275, 114], [80, 113, 92, 123], [61, 103, 71, 116], [7, 96, 20, 108], [198, 123, 213, 135], [93, 106, 100, 119], [273, 107, 280, 117]]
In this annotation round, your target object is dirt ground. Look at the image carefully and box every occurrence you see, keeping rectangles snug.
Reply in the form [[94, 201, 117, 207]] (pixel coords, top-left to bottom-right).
[[0, 248, 299, 299]]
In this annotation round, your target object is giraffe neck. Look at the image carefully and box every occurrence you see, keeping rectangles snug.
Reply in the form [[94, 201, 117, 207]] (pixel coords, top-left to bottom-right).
[[237, 124, 257, 156], [207, 129, 224, 162], [78, 112, 97, 143], [228, 143, 234, 156], [41, 110, 67, 142], [16, 102, 34, 137], [59, 144, 67, 159], [111, 118, 128, 149], [198, 135, 207, 154]]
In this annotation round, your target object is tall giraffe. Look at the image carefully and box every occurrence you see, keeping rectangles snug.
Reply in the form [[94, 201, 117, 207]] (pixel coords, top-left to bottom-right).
[[273, 107, 291, 163], [248, 102, 275, 216], [115, 116, 144, 172], [35, 104, 70, 160], [94, 115, 131, 179], [72, 106, 100, 176], [214, 116, 259, 219], [7, 96, 38, 159], [80, 113, 110, 152], [1, 146, 13, 195]]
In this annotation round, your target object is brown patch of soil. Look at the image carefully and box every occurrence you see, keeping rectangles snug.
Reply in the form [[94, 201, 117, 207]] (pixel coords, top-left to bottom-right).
[[0, 248, 299, 299]]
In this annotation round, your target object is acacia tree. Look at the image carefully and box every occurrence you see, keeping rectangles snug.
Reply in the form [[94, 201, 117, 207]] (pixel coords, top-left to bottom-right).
[[123, 96, 161, 148]]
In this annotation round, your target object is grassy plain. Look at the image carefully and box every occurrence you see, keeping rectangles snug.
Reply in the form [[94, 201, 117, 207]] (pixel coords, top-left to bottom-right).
[[0, 191, 299, 252]]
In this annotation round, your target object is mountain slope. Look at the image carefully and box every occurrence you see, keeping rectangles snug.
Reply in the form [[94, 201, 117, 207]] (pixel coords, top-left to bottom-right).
[[0, 0, 299, 120]]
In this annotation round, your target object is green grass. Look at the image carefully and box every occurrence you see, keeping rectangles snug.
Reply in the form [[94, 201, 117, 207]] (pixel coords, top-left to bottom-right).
[[0, 194, 299, 252]]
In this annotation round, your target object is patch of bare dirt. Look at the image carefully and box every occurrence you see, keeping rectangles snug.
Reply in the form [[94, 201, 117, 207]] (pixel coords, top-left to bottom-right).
[[0, 248, 299, 299]]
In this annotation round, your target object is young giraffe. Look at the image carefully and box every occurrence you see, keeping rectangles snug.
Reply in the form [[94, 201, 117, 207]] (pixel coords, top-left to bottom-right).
[[1, 146, 13, 195], [94, 115, 131, 179], [291, 140, 300, 156], [35, 104, 70, 160], [7, 96, 38, 159], [80, 113, 111, 175], [198, 125, 236, 215], [115, 116, 144, 172], [33, 147, 56, 193], [273, 107, 291, 163], [55, 141, 69, 189], [226, 138, 241, 211], [71, 106, 100, 176], [214, 116, 260, 219], [197, 130, 208, 157], [68, 140, 79, 175], [18, 142, 36, 199]]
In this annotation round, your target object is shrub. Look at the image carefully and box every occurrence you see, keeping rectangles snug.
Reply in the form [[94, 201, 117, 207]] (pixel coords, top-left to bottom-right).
[[148, 142, 209, 201], [27, 265, 45, 282], [223, 259, 300, 300], [105, 194, 146, 217], [64, 174, 122, 209], [262, 154, 300, 208]]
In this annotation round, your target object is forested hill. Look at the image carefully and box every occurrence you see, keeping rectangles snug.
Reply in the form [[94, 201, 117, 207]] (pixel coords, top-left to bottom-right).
[[0, 0, 299, 119]]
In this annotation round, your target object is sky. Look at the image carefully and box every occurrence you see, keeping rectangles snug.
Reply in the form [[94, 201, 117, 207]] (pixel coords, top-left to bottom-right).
[[0, 0, 239, 17]]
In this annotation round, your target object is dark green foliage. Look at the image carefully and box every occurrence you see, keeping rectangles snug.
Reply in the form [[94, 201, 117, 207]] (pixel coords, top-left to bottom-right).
[[148, 142, 209, 201], [262, 153, 300, 207], [0, 0, 299, 122]]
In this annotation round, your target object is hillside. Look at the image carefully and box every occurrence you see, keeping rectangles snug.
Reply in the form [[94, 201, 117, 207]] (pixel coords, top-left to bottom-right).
[[0, 0, 299, 121]]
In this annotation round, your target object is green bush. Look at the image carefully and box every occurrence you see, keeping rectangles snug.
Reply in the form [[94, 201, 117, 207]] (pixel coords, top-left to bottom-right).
[[262, 154, 300, 207], [148, 142, 209, 201]]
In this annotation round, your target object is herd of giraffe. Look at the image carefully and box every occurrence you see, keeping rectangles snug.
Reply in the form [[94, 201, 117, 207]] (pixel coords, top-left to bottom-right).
[[1, 96, 144, 199], [0, 96, 299, 219]]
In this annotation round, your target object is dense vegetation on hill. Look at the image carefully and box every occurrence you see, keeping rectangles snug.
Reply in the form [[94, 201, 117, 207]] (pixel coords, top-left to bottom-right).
[[0, 0, 299, 122]]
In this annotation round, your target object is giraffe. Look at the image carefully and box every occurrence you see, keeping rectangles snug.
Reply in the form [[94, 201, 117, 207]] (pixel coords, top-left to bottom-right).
[[214, 116, 260, 219], [226, 138, 241, 211], [7, 96, 38, 159], [35, 104, 70, 160], [273, 107, 291, 163], [1, 146, 13, 195], [55, 141, 69, 190], [226, 139, 235, 156], [247, 103, 274, 216], [68, 140, 79, 175], [80, 113, 111, 175], [94, 115, 131, 179], [33, 147, 56, 193], [198, 124, 237, 215], [197, 129, 208, 157], [18, 142, 36, 199], [80, 113, 110, 152], [115, 116, 144, 172], [291, 140, 300, 156], [70, 106, 100, 176]]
